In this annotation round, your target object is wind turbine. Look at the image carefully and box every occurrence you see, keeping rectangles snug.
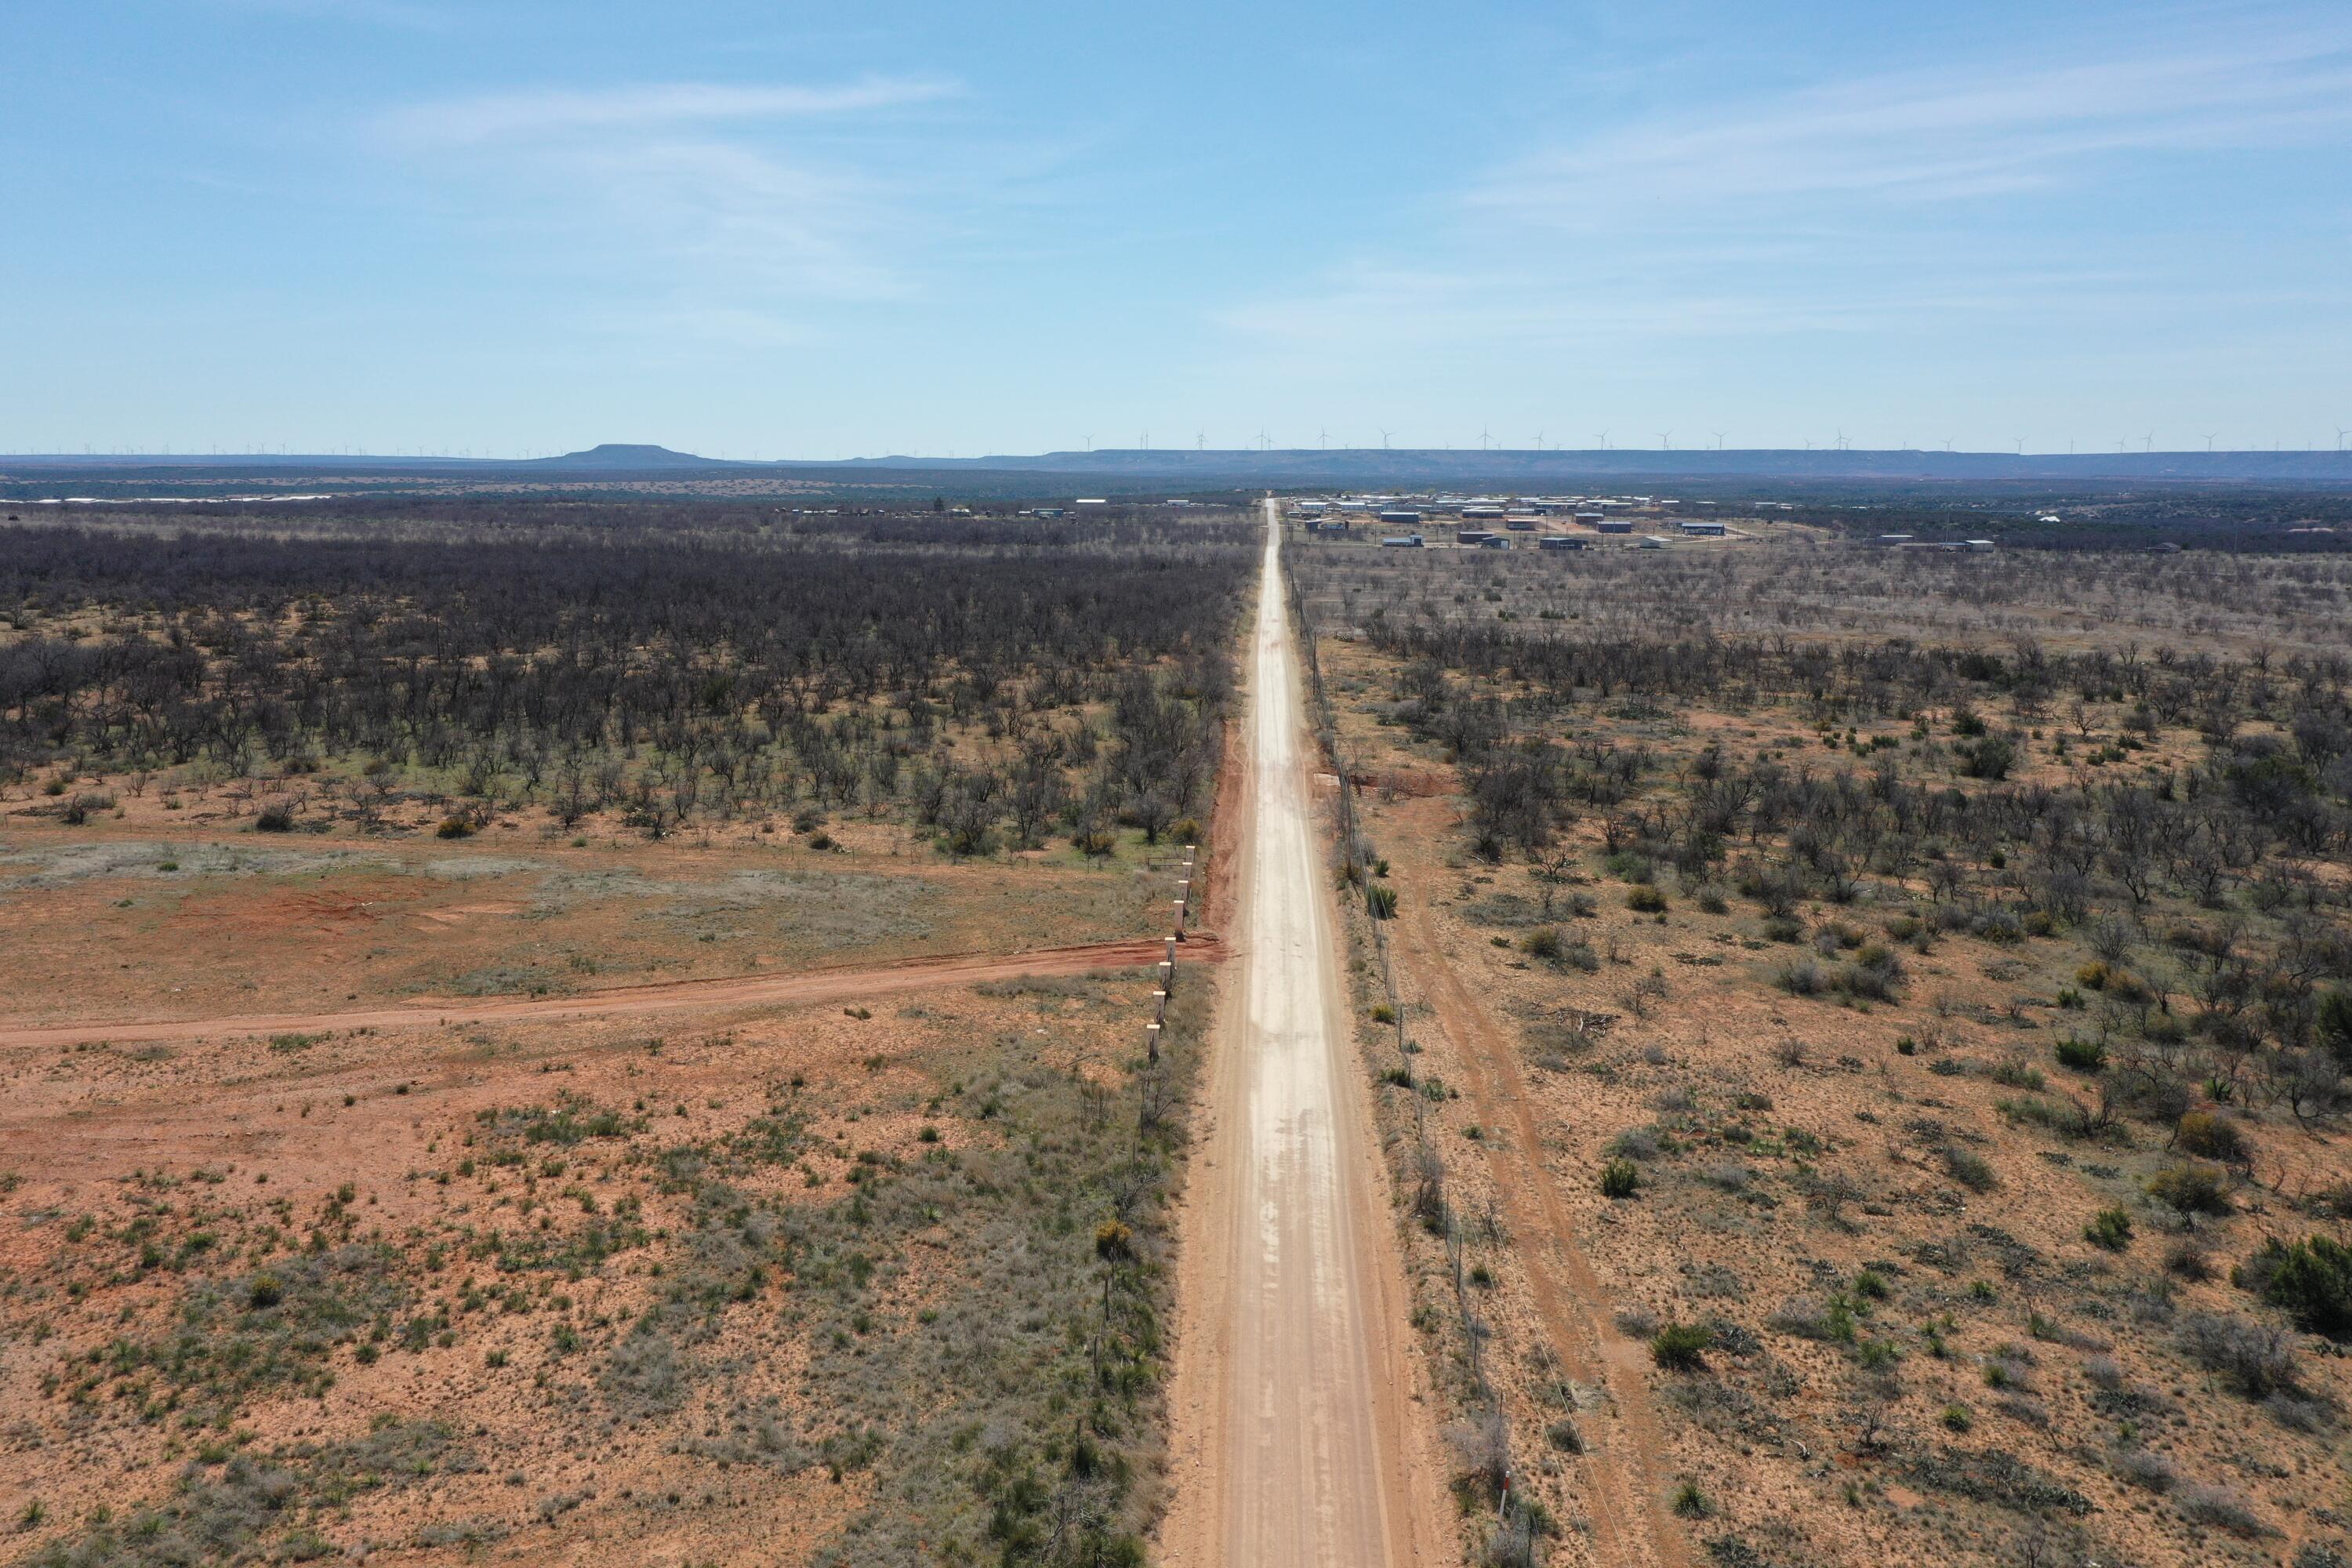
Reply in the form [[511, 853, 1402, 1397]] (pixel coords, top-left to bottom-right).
[[1657, 432, 1671, 451], [2335, 426, 2347, 452], [1319, 427, 1328, 449], [1835, 430, 1849, 452], [1479, 426, 1492, 451], [1196, 431, 1205, 449], [1379, 429, 1392, 450], [1712, 430, 1727, 449], [2205, 433, 2219, 452], [1595, 430, 1610, 450], [1534, 431, 1545, 452], [2142, 431, 2154, 453]]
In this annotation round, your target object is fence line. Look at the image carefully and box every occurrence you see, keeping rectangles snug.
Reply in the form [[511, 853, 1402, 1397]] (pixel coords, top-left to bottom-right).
[[1287, 547, 1526, 1540]]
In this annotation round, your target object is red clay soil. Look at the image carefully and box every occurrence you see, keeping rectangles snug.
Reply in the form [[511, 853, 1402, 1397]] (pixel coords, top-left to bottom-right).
[[0, 934, 1221, 1051]]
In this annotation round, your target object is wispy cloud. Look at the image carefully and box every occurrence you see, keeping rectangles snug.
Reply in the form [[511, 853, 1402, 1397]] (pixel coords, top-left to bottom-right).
[[385, 76, 956, 148], [1219, 18, 2352, 363], [1475, 31, 2352, 219], [377, 75, 967, 332]]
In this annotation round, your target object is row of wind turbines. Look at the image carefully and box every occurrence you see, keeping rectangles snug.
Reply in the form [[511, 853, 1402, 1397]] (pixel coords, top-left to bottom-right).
[[1080, 428, 2352, 454]]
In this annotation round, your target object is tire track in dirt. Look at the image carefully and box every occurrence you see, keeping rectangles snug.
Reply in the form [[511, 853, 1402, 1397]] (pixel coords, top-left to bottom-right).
[[1161, 503, 1444, 1566], [1389, 888, 1691, 1568], [0, 935, 1220, 1051]]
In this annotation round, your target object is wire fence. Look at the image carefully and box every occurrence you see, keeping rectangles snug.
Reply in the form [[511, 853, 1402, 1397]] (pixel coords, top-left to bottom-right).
[[1287, 546, 1535, 1552]]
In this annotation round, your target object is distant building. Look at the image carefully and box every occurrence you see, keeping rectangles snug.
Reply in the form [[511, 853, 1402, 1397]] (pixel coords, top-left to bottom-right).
[[1033, 507, 1068, 518], [1679, 520, 1727, 536], [1377, 507, 1423, 525], [1461, 503, 1505, 521], [1537, 535, 1587, 551], [1639, 535, 1669, 549], [1479, 535, 1511, 550], [1964, 539, 1997, 551], [1595, 519, 1634, 534], [1503, 514, 1540, 530], [1456, 528, 1495, 545], [1875, 533, 1914, 545], [1381, 534, 1423, 548]]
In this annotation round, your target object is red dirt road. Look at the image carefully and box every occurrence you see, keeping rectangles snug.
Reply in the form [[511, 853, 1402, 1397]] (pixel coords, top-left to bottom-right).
[[0, 935, 1218, 1051]]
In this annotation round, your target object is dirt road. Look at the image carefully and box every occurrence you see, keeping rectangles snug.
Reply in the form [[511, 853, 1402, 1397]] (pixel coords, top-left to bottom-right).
[[0, 935, 1208, 1051], [1163, 503, 1437, 1566], [1390, 877, 1690, 1568]]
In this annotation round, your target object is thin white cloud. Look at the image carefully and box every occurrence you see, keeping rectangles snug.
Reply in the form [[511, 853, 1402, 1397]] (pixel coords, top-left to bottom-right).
[[1476, 31, 2352, 219], [1219, 20, 2352, 361], [377, 75, 971, 336], [387, 77, 956, 148]]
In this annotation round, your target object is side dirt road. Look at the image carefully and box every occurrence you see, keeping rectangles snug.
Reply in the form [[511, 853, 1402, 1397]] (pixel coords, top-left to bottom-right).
[[1162, 503, 1442, 1567], [1389, 873, 1691, 1568], [0, 935, 1214, 1051]]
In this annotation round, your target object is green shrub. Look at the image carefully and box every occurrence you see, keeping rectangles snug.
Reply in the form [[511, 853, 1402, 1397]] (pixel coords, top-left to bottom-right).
[[2174, 1112, 2249, 1164], [1650, 1322, 1711, 1370], [2321, 989, 2352, 1067], [1989, 1057, 2045, 1091], [1626, 885, 1668, 914], [2147, 1163, 2230, 1220], [2085, 1206, 2133, 1252], [2241, 1236, 2352, 1337], [1958, 736, 2014, 779], [2054, 1036, 2107, 1072], [1365, 884, 1398, 920], [1940, 1144, 1998, 1192], [1774, 958, 1825, 996], [1599, 1159, 1640, 1199]]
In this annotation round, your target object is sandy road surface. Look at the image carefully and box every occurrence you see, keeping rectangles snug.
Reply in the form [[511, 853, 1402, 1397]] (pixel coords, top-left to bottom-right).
[[1163, 503, 1437, 1566], [0, 935, 1210, 1051]]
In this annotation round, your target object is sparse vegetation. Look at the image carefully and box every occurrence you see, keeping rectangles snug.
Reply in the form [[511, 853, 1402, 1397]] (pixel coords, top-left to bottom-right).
[[1293, 519, 2352, 1568]]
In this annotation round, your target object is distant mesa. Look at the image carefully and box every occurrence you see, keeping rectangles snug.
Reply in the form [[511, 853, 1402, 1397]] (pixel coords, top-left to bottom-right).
[[528, 443, 728, 470]]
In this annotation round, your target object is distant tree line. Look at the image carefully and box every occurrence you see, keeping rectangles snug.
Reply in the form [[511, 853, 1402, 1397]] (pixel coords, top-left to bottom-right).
[[0, 510, 1251, 850]]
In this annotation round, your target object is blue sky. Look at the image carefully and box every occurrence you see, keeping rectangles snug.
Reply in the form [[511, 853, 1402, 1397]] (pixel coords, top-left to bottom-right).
[[5, 0, 2348, 457]]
